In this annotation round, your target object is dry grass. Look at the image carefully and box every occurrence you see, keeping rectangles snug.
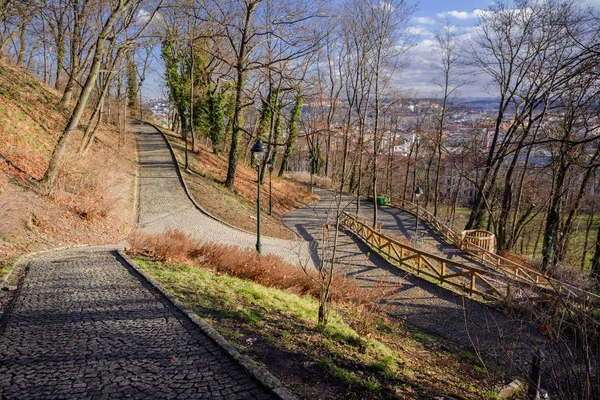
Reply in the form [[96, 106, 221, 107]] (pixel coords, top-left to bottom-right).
[[129, 229, 384, 309], [166, 132, 314, 215], [0, 60, 136, 261], [159, 131, 315, 239], [286, 171, 333, 190], [50, 149, 126, 222]]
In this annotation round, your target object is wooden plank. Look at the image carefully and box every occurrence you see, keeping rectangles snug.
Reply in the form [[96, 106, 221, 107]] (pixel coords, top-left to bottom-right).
[[421, 257, 442, 278], [442, 271, 471, 280], [474, 273, 505, 296], [391, 243, 403, 261], [398, 254, 421, 264]]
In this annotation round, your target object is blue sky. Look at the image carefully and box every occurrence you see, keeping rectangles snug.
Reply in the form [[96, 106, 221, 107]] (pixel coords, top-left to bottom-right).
[[413, 0, 488, 19], [143, 0, 600, 100], [401, 0, 600, 98]]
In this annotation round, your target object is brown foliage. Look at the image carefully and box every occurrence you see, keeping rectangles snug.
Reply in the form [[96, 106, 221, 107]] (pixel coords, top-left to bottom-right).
[[0, 61, 136, 261], [129, 230, 198, 265], [129, 230, 383, 309], [286, 171, 332, 190]]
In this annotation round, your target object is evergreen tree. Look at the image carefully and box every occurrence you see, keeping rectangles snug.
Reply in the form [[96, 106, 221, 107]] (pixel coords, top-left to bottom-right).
[[126, 50, 138, 110]]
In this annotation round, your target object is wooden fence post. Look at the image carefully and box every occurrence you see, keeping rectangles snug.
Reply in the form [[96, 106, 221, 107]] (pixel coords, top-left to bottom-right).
[[440, 262, 446, 283]]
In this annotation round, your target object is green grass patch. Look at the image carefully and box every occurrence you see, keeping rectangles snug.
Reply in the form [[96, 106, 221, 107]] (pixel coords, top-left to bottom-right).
[[133, 257, 499, 399], [0, 255, 19, 278]]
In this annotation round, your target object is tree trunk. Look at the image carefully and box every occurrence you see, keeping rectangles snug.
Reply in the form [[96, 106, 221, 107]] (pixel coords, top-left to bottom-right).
[[542, 163, 567, 272], [591, 218, 600, 286], [225, 2, 256, 191], [43, 38, 107, 188], [17, 22, 26, 65], [55, 27, 65, 89]]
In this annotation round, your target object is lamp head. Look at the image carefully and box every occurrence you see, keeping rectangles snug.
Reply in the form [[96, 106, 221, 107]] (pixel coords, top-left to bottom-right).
[[415, 186, 423, 198], [251, 139, 267, 167]]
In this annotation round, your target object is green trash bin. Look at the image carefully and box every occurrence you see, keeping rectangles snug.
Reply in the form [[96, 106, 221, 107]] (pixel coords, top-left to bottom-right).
[[376, 195, 388, 205]]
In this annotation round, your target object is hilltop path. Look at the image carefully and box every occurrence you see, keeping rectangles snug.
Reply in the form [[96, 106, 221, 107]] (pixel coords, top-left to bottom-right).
[[136, 122, 312, 267]]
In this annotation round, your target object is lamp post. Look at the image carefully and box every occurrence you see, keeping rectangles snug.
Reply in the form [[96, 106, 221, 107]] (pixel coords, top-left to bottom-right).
[[414, 186, 423, 246], [251, 139, 267, 254], [266, 158, 273, 216], [309, 155, 314, 192]]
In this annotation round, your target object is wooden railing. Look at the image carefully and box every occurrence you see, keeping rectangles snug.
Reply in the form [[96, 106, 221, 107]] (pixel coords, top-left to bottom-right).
[[389, 200, 600, 305], [461, 230, 495, 253], [396, 200, 462, 246], [341, 212, 548, 302]]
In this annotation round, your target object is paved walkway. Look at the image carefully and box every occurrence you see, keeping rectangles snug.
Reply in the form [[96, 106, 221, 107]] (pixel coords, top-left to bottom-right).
[[359, 199, 487, 270], [0, 247, 273, 399], [284, 189, 546, 374], [135, 123, 312, 268]]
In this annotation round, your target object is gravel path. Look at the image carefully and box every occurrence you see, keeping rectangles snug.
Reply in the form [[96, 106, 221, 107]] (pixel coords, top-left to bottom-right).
[[136, 123, 312, 268], [284, 189, 545, 374], [0, 247, 274, 400]]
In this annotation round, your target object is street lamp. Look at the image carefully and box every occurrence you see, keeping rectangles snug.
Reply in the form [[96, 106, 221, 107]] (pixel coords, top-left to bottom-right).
[[266, 158, 273, 216], [309, 155, 314, 192], [414, 186, 423, 246], [251, 139, 267, 254]]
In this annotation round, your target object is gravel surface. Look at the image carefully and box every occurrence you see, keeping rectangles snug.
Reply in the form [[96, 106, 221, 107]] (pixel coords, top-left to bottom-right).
[[136, 123, 313, 268], [284, 188, 546, 374], [0, 247, 274, 399]]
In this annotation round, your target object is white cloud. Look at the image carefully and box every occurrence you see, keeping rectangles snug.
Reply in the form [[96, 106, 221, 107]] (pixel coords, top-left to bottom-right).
[[412, 16, 436, 25], [436, 10, 484, 20], [379, 1, 394, 12], [136, 9, 153, 25], [406, 26, 434, 37], [395, 33, 491, 98], [583, 0, 600, 9]]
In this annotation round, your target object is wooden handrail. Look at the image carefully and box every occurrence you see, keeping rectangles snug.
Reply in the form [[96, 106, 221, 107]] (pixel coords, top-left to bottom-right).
[[386, 200, 600, 304], [341, 212, 556, 302]]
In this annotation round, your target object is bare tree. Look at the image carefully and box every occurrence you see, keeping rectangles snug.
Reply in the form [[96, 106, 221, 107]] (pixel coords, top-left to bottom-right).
[[430, 21, 465, 217], [42, 0, 163, 188], [197, 0, 325, 191]]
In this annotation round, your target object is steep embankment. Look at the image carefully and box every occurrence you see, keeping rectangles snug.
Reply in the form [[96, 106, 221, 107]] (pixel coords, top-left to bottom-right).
[[0, 62, 137, 271]]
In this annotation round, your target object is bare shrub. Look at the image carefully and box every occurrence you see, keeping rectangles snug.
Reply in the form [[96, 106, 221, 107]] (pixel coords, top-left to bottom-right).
[[130, 229, 199, 264], [129, 230, 384, 310]]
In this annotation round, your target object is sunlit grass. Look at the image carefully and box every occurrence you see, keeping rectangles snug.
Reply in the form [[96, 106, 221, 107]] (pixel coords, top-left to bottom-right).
[[134, 258, 495, 398]]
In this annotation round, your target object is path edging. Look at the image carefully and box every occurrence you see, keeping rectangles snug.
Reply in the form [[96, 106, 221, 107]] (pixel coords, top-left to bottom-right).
[[116, 249, 298, 400]]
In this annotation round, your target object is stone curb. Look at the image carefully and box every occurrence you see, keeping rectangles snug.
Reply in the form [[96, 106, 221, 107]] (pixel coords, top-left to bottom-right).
[[116, 249, 298, 400], [133, 122, 142, 226], [142, 121, 252, 235]]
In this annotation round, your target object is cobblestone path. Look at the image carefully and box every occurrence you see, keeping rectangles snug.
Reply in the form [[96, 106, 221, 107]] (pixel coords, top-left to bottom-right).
[[284, 189, 545, 374], [136, 122, 311, 268], [0, 247, 274, 400]]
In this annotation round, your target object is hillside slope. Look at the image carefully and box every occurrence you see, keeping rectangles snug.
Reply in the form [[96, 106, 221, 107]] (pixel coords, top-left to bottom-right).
[[158, 128, 314, 240], [0, 62, 136, 269]]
